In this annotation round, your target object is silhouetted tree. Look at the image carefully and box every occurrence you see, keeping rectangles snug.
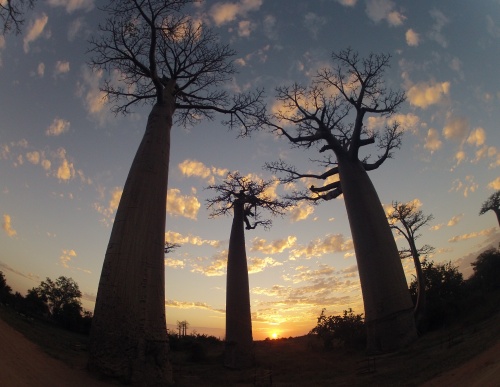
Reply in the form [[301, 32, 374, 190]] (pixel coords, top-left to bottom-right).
[[87, 1, 263, 384], [32, 276, 82, 322], [0, 0, 35, 34], [410, 259, 465, 329], [261, 48, 416, 352], [24, 288, 50, 318], [0, 271, 12, 304], [468, 246, 500, 292], [387, 201, 434, 329], [206, 172, 291, 368], [479, 190, 500, 226], [310, 308, 365, 350], [177, 320, 189, 337]]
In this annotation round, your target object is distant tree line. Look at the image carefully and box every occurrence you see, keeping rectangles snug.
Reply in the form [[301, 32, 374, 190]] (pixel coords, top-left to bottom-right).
[[0, 274, 92, 334], [310, 246, 500, 349]]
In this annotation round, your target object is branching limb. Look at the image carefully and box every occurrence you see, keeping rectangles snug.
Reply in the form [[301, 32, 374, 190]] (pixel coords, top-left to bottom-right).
[[1, 0, 35, 34], [205, 171, 293, 230]]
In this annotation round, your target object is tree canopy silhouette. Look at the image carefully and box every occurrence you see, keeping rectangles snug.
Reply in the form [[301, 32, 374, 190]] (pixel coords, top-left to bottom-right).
[[479, 190, 500, 226]]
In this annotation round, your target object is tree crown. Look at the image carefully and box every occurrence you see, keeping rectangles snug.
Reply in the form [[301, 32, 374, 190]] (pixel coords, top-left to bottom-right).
[[387, 200, 434, 259], [205, 171, 292, 230], [262, 48, 407, 203], [479, 190, 500, 215], [88, 0, 264, 130]]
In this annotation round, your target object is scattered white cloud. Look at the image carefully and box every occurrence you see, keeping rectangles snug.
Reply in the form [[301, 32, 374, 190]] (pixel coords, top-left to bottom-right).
[[178, 159, 228, 184], [250, 236, 297, 254], [488, 177, 500, 190], [93, 187, 122, 221], [447, 213, 464, 227], [365, 0, 406, 27], [248, 256, 283, 274], [23, 13, 49, 53], [428, 8, 449, 48], [289, 202, 315, 222], [165, 230, 220, 248], [164, 258, 185, 269], [2, 214, 17, 238], [407, 80, 450, 109], [449, 176, 478, 197], [335, 0, 357, 6], [167, 188, 201, 220], [424, 128, 442, 153], [443, 115, 469, 142], [209, 0, 263, 26], [46, 0, 94, 13], [405, 28, 420, 46], [54, 60, 70, 76], [45, 117, 70, 136], [191, 250, 227, 276], [237, 20, 254, 37], [76, 66, 109, 124], [60, 249, 77, 268], [303, 12, 327, 39], [68, 17, 84, 41], [37, 62, 45, 77], [448, 227, 496, 243], [486, 15, 500, 39], [290, 234, 353, 260], [466, 127, 486, 147]]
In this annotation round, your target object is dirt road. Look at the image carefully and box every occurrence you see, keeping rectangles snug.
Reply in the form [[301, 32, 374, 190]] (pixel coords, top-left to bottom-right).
[[1, 316, 499, 386], [0, 318, 109, 387]]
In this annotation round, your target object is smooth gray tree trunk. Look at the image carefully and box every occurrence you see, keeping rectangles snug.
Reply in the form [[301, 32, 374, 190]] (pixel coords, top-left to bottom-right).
[[88, 98, 174, 385], [338, 156, 417, 353], [224, 201, 254, 368]]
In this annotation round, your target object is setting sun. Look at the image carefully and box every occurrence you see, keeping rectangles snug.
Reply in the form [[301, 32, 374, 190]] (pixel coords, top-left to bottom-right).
[[271, 332, 278, 339]]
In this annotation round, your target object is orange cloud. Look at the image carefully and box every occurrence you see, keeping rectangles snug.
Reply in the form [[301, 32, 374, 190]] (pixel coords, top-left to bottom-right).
[[407, 80, 450, 109], [2, 214, 17, 238], [448, 227, 496, 243], [166, 188, 200, 220]]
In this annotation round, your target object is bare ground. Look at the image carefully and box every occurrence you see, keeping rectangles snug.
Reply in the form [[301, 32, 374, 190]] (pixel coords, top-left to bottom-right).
[[1, 315, 499, 386]]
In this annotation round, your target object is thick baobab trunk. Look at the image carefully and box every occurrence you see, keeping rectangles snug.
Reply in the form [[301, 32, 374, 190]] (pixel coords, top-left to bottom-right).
[[224, 201, 254, 369], [88, 99, 174, 385], [338, 156, 417, 353]]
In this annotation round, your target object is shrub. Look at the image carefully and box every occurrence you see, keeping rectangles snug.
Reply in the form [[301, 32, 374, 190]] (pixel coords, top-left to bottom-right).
[[309, 308, 365, 350]]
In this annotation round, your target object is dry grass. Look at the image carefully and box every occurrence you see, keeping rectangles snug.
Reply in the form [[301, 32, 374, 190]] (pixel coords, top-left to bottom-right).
[[1, 299, 500, 386]]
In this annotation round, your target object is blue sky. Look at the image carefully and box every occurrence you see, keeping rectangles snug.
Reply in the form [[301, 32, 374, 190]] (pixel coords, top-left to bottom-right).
[[1, 0, 500, 340]]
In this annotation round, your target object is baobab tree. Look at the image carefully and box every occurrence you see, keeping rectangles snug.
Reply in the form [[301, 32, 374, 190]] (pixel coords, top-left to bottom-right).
[[479, 190, 500, 226], [387, 201, 434, 331], [0, 0, 35, 34], [206, 172, 291, 368], [261, 48, 418, 352], [87, 1, 263, 385]]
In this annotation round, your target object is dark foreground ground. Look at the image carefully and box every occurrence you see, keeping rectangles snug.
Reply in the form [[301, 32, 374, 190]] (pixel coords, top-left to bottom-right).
[[0, 306, 499, 386]]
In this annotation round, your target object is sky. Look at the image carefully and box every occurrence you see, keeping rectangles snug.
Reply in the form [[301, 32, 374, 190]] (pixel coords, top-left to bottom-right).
[[1, 0, 500, 341]]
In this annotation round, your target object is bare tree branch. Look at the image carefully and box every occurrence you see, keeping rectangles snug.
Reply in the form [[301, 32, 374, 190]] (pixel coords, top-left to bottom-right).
[[257, 48, 407, 202], [205, 171, 292, 230], [87, 0, 265, 130], [1, 0, 35, 34]]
